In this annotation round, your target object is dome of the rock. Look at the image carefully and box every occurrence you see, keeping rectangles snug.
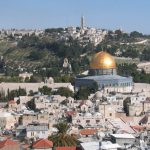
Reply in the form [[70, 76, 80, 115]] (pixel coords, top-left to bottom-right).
[[90, 51, 116, 69]]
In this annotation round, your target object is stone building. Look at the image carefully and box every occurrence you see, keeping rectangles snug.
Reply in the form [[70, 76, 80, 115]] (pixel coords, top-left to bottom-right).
[[72, 112, 104, 128], [0, 112, 16, 129], [99, 102, 119, 119], [26, 123, 49, 139], [0, 139, 20, 150], [22, 112, 49, 126]]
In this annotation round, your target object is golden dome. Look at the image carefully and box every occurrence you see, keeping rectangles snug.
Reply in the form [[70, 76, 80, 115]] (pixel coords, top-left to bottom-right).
[[90, 51, 116, 69]]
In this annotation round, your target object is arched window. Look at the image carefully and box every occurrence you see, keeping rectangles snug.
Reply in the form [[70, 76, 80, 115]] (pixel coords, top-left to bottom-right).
[[77, 119, 80, 123]]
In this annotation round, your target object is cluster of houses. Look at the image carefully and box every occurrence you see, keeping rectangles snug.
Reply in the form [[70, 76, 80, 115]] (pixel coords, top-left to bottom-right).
[[0, 29, 44, 41], [66, 26, 107, 46], [0, 82, 149, 149], [0, 19, 107, 47]]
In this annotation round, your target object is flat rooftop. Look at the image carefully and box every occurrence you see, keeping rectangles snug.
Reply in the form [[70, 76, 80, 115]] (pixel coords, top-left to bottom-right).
[[111, 134, 135, 139], [80, 141, 121, 150]]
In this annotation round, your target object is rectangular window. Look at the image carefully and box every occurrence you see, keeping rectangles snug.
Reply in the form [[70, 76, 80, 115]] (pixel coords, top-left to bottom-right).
[[31, 132, 34, 136], [86, 120, 90, 123], [96, 120, 100, 123]]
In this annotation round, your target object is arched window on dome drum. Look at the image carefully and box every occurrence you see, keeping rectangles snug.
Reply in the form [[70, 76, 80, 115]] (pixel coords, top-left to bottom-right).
[[89, 68, 117, 76]]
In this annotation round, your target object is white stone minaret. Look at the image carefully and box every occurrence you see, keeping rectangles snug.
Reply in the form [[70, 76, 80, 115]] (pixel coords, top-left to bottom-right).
[[81, 16, 85, 29]]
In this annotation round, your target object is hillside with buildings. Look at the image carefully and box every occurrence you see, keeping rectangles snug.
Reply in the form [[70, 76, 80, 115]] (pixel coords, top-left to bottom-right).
[[0, 19, 150, 149], [0, 51, 150, 149], [1, 0, 150, 149], [0, 20, 150, 85]]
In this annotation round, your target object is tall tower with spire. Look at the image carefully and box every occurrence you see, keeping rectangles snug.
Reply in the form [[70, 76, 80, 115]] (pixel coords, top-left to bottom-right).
[[81, 16, 85, 29]]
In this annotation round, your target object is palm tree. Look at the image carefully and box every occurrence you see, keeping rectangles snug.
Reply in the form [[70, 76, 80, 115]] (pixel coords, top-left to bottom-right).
[[48, 122, 77, 147]]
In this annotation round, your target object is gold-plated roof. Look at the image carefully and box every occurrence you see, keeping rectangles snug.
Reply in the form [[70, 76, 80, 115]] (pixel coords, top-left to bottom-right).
[[90, 51, 116, 69]]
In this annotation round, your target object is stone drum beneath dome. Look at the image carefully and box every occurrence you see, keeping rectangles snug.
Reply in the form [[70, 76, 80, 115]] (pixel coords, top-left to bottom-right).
[[75, 51, 133, 93]]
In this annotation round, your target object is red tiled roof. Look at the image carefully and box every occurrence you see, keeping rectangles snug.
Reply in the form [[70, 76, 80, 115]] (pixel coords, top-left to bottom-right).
[[139, 115, 148, 124], [65, 111, 76, 116], [79, 101, 84, 107], [56, 146, 76, 150], [32, 139, 53, 149], [0, 139, 18, 148], [8, 100, 16, 104], [21, 144, 30, 150], [80, 129, 97, 135], [130, 125, 146, 131], [120, 116, 134, 123], [79, 100, 89, 107]]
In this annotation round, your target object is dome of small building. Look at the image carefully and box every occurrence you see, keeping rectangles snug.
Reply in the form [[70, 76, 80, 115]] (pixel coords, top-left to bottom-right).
[[86, 100, 93, 106], [90, 51, 116, 69], [84, 112, 92, 117], [67, 84, 74, 92], [67, 97, 74, 101], [95, 91, 103, 98], [93, 112, 102, 117]]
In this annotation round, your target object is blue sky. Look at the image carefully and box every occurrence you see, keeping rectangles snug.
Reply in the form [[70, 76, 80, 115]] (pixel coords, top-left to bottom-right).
[[0, 0, 150, 34]]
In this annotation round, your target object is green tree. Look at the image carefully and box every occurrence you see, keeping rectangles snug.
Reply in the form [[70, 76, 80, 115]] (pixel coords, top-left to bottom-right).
[[130, 31, 143, 38], [71, 61, 80, 74], [8, 90, 18, 100], [123, 97, 131, 116], [75, 82, 98, 100], [7, 88, 26, 100], [28, 51, 47, 61], [122, 47, 139, 58], [117, 63, 150, 83], [45, 28, 64, 33], [141, 48, 150, 61], [56, 87, 73, 97], [18, 35, 40, 48], [0, 89, 6, 102], [39, 86, 52, 95], [28, 90, 34, 96], [25, 77, 30, 82], [48, 122, 77, 147], [54, 75, 75, 84], [26, 99, 36, 110], [89, 81, 98, 93], [29, 76, 41, 83], [18, 87, 27, 96], [46, 68, 60, 77], [75, 86, 90, 100]]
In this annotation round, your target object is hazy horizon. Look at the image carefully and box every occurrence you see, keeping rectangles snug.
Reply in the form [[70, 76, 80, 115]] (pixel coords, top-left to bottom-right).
[[0, 0, 150, 34]]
